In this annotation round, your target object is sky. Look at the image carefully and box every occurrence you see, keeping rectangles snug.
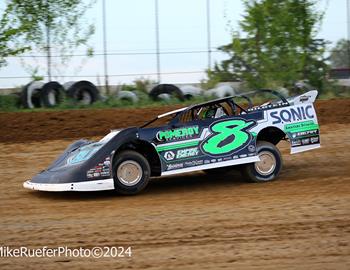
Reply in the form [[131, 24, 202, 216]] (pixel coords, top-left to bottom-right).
[[0, 0, 348, 88]]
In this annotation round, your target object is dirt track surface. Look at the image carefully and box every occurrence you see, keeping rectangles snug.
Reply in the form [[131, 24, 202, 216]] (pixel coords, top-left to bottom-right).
[[0, 99, 349, 269]]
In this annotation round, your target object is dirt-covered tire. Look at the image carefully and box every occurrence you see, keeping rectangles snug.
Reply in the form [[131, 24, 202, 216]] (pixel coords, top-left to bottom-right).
[[66, 80, 100, 105], [113, 150, 150, 195], [117, 90, 139, 103], [149, 84, 185, 101], [40, 81, 65, 107], [180, 85, 202, 100], [21, 81, 44, 109], [241, 141, 282, 183]]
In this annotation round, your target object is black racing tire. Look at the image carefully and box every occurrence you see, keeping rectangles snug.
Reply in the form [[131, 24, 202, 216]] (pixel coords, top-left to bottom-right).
[[40, 81, 65, 107], [66, 80, 100, 105], [149, 84, 185, 101], [241, 141, 283, 183], [113, 150, 151, 195], [20, 81, 44, 109]]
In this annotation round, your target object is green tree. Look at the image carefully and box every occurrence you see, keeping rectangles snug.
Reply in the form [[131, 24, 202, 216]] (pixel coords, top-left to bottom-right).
[[208, 0, 328, 91], [330, 39, 350, 68], [0, 9, 29, 67], [2, 0, 95, 77]]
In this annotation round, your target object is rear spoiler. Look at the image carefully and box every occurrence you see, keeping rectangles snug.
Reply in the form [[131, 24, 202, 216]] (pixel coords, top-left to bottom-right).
[[287, 90, 318, 105]]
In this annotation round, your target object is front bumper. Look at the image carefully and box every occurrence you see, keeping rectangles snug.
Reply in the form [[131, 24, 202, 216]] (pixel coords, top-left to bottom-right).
[[23, 178, 115, 192]]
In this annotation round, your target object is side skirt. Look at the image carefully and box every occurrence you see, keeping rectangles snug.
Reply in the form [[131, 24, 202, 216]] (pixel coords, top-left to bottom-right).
[[161, 156, 260, 176]]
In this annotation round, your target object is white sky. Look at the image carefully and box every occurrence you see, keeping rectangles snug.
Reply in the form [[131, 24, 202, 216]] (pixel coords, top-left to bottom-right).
[[0, 0, 348, 88]]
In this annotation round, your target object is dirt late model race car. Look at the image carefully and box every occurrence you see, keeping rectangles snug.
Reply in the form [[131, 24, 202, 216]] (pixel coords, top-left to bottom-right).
[[24, 89, 321, 195]]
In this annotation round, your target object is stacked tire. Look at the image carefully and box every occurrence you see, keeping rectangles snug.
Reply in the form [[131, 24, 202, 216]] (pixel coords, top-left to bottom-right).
[[65, 80, 100, 105], [148, 84, 203, 101], [20, 80, 100, 108]]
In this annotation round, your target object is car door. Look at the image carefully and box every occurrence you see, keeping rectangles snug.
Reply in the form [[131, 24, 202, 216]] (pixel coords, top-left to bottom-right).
[[155, 105, 261, 175]]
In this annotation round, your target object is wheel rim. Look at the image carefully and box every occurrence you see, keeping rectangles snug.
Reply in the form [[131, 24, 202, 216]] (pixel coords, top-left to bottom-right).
[[255, 151, 276, 176], [116, 160, 143, 186]]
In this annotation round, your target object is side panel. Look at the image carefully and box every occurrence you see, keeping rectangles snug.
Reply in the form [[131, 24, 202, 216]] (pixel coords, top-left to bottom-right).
[[153, 112, 265, 175], [251, 103, 321, 154]]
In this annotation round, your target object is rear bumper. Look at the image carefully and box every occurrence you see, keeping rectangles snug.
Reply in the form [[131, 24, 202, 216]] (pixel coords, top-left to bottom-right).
[[23, 178, 115, 192]]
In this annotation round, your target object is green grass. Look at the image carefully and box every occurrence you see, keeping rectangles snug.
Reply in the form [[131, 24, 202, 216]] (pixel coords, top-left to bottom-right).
[[0, 94, 211, 113], [0, 89, 349, 113], [0, 95, 21, 112]]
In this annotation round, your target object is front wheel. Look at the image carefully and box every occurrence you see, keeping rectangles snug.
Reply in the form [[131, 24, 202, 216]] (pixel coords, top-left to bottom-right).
[[113, 150, 150, 195], [241, 141, 282, 183]]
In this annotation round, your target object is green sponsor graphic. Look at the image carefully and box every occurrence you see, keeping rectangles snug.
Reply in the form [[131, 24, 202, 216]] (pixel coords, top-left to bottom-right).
[[156, 141, 199, 152], [176, 147, 199, 159], [284, 120, 319, 133], [157, 126, 199, 141], [202, 119, 255, 155]]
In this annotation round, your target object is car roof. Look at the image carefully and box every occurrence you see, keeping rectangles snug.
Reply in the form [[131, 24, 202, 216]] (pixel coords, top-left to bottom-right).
[[186, 96, 234, 110], [157, 96, 235, 118]]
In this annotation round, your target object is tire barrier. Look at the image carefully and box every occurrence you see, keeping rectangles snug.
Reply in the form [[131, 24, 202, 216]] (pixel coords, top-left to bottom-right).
[[21, 81, 45, 109], [117, 91, 139, 103], [40, 81, 65, 107], [149, 84, 185, 101], [205, 84, 235, 98], [66, 80, 100, 105], [179, 85, 202, 100]]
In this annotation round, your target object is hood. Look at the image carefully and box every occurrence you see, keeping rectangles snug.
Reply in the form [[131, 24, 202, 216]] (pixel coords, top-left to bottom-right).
[[30, 127, 139, 184], [47, 130, 122, 172]]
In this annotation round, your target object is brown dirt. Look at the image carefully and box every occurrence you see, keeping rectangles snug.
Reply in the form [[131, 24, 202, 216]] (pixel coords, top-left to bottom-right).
[[0, 100, 349, 269], [0, 99, 349, 143]]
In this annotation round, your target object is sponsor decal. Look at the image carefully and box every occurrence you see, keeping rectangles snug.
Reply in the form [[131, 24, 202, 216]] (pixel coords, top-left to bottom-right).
[[291, 139, 302, 146], [164, 151, 175, 161], [299, 95, 311, 103], [270, 104, 315, 124], [156, 126, 199, 141], [248, 102, 289, 111], [284, 120, 319, 133], [67, 142, 104, 165], [302, 138, 310, 145], [248, 145, 256, 152], [291, 129, 319, 139], [201, 119, 256, 156], [184, 160, 204, 167], [176, 147, 199, 159], [87, 157, 111, 179], [310, 137, 319, 143], [295, 130, 318, 137], [167, 163, 184, 170]]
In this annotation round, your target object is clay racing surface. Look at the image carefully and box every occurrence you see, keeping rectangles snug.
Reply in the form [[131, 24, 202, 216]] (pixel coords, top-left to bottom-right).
[[0, 99, 349, 269]]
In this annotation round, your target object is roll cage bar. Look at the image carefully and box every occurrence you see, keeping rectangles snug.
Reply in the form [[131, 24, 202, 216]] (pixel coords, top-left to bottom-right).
[[140, 89, 288, 128]]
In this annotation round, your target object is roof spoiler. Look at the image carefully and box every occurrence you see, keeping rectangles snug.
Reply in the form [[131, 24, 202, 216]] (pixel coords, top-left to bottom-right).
[[287, 90, 318, 105]]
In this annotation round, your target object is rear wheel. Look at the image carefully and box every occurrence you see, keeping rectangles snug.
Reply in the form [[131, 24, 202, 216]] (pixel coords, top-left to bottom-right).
[[242, 141, 282, 183], [113, 151, 150, 195]]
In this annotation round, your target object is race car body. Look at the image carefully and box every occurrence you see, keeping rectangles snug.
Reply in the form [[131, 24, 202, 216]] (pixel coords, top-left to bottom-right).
[[24, 89, 321, 194]]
